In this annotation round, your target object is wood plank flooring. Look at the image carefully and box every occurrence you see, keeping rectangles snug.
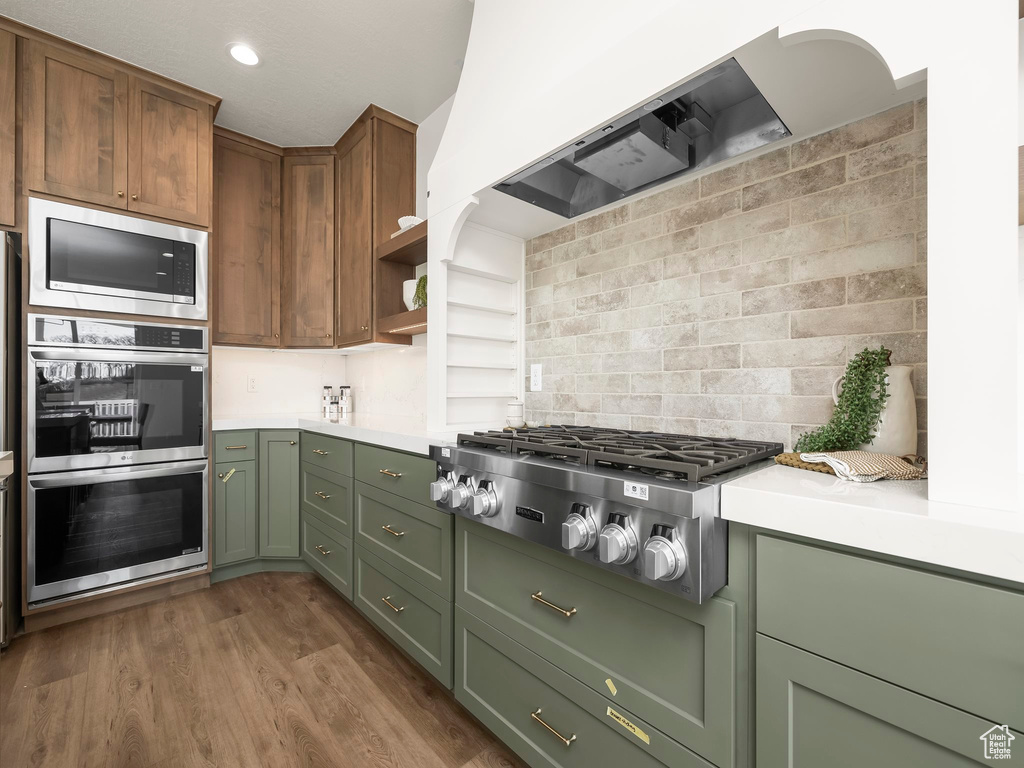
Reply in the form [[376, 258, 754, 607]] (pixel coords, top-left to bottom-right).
[[0, 572, 526, 768]]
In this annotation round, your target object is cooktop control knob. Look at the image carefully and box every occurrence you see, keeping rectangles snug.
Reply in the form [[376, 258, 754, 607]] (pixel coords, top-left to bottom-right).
[[450, 477, 473, 510], [429, 474, 454, 503], [561, 503, 598, 551], [470, 481, 499, 517], [642, 535, 687, 581], [598, 523, 638, 565]]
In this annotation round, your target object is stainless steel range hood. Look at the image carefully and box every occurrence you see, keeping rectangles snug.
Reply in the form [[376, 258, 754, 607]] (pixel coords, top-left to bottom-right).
[[494, 58, 789, 218]]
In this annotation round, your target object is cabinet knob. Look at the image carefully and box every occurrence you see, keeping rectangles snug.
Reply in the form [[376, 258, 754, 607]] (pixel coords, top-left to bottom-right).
[[131, 193, 138, 201], [117, 190, 124, 198], [325, 332, 331, 338], [361, 325, 369, 331], [274, 333, 279, 338], [217, 472, 224, 479]]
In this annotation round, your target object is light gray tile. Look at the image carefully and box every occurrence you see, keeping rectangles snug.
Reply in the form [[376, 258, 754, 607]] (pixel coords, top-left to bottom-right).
[[699, 201, 790, 246], [629, 228, 700, 263], [524, 336, 575, 359], [664, 344, 741, 370], [632, 416, 702, 433], [576, 330, 631, 354], [529, 223, 576, 254], [525, 285, 552, 307], [663, 242, 742, 278], [631, 371, 700, 394], [601, 215, 663, 250], [551, 354, 602, 374], [600, 304, 663, 331], [665, 190, 741, 231], [630, 275, 699, 306], [589, 413, 633, 429], [576, 288, 630, 315], [847, 130, 925, 181], [847, 265, 927, 304], [741, 218, 847, 264], [791, 367, 845, 396], [576, 205, 631, 237], [742, 337, 847, 368], [576, 246, 629, 277], [791, 301, 913, 338], [552, 274, 602, 302], [526, 321, 552, 341], [524, 392, 552, 412], [847, 197, 926, 244], [791, 167, 914, 225], [577, 373, 631, 393], [601, 260, 664, 292], [791, 234, 915, 281], [741, 157, 847, 211], [701, 312, 790, 345], [551, 314, 602, 337], [662, 294, 744, 325], [914, 97, 927, 129], [552, 393, 601, 413], [915, 298, 927, 329], [630, 178, 700, 218], [552, 233, 601, 264], [846, 332, 927, 364], [741, 395, 835, 424], [742, 277, 846, 316], [601, 350, 663, 372], [700, 146, 791, 198], [664, 394, 743, 420], [699, 419, 791, 444], [526, 249, 553, 272], [791, 103, 915, 167], [701, 368, 790, 395], [532, 261, 577, 287], [631, 323, 698, 350], [700, 258, 790, 296], [602, 394, 663, 416]]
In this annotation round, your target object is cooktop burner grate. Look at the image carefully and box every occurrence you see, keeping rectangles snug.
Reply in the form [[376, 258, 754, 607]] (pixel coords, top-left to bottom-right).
[[457, 426, 782, 482]]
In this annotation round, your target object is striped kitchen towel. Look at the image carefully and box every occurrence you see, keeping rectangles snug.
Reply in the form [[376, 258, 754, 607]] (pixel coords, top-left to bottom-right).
[[798, 451, 927, 482]]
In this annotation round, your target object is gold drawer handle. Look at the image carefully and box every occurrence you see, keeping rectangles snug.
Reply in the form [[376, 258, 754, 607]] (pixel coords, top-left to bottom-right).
[[381, 524, 405, 538], [379, 468, 403, 478], [531, 591, 577, 618], [530, 709, 576, 747], [312, 449, 329, 456], [381, 595, 404, 613], [314, 491, 331, 500], [225, 445, 247, 450], [315, 545, 331, 556]]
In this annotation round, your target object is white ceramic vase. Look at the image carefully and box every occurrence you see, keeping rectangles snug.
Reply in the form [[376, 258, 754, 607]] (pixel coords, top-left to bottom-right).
[[402, 279, 417, 311], [832, 365, 917, 456]]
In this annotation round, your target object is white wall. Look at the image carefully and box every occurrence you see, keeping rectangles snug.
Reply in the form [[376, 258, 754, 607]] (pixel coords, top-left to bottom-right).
[[212, 348, 347, 417], [416, 94, 455, 220], [343, 336, 428, 420]]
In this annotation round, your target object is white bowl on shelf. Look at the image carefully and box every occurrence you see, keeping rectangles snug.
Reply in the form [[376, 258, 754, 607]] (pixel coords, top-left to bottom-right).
[[398, 215, 423, 231]]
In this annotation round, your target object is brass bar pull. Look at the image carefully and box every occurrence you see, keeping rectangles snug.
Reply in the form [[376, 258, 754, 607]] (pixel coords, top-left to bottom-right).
[[531, 591, 577, 618], [312, 449, 329, 455], [315, 545, 331, 556], [225, 445, 247, 450], [314, 491, 331, 500], [381, 524, 405, 537], [381, 596, 404, 613], [530, 709, 576, 747], [379, 469, 403, 478]]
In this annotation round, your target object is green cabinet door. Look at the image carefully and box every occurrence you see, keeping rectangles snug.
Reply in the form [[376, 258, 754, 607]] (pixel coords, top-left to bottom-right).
[[213, 460, 257, 567], [258, 430, 300, 557], [756, 634, 1019, 767]]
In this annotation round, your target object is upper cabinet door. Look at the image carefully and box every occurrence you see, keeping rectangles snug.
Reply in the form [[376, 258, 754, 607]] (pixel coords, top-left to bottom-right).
[[128, 76, 211, 226], [213, 135, 281, 346], [0, 30, 15, 228], [24, 41, 129, 209], [281, 154, 335, 347], [335, 122, 373, 347]]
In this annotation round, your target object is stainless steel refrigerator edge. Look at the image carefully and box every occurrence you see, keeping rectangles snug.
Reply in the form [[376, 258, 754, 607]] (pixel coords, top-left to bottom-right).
[[1, 232, 22, 646]]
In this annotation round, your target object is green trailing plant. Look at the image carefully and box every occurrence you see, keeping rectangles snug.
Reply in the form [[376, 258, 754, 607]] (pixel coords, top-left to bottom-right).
[[413, 275, 427, 309], [794, 346, 892, 453]]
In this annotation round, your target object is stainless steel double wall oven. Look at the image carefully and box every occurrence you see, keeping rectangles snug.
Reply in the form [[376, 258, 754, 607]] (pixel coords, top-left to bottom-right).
[[26, 198, 210, 606]]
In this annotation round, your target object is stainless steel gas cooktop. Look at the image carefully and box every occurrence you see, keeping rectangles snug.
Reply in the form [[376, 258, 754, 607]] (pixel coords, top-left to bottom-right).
[[430, 426, 782, 603]]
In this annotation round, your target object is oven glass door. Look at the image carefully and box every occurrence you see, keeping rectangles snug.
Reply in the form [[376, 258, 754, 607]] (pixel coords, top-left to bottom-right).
[[28, 461, 208, 604], [29, 349, 207, 472]]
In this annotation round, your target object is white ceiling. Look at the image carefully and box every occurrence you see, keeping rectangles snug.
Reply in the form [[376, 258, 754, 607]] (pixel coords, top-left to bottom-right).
[[2, 0, 474, 146]]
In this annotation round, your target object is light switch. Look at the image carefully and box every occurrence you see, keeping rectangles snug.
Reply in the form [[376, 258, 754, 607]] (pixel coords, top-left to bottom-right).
[[530, 364, 542, 392]]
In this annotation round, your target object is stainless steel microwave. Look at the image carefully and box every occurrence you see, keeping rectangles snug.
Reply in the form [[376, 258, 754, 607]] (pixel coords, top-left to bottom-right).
[[28, 197, 208, 321]]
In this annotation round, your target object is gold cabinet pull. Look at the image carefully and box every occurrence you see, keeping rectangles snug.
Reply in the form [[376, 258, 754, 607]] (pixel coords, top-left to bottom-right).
[[379, 468, 402, 478], [131, 193, 138, 200], [314, 491, 331, 500], [315, 545, 331, 556], [381, 595, 404, 613], [530, 709, 576, 747], [531, 591, 577, 618], [117, 190, 124, 197], [217, 472, 224, 479], [289, 441, 296, 445], [381, 524, 405, 537], [225, 445, 247, 450], [312, 448, 329, 455]]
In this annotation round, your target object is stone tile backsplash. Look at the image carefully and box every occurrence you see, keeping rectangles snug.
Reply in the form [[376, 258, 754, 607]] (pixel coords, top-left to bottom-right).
[[524, 100, 927, 453]]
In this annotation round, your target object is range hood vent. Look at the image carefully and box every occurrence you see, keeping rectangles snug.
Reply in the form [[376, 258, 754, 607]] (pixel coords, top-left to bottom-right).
[[494, 58, 789, 219]]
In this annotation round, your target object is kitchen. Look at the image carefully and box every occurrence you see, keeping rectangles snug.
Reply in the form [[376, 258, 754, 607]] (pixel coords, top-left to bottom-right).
[[0, 2, 1021, 767]]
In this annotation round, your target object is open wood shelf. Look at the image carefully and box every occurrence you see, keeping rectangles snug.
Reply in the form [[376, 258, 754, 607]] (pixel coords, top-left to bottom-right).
[[378, 220, 427, 265], [376, 307, 427, 336]]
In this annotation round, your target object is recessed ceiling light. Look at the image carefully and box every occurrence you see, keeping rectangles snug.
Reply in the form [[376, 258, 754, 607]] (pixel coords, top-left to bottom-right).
[[228, 43, 259, 66]]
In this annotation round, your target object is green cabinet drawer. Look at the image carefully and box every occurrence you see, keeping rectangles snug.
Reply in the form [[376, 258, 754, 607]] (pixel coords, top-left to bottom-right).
[[456, 608, 713, 768], [259, 430, 300, 558], [756, 535, 1024, 729], [354, 546, 452, 688], [302, 512, 353, 600], [213, 460, 257, 567], [300, 462, 353, 538], [456, 518, 735, 768], [214, 430, 257, 463], [355, 481, 452, 599], [355, 443, 435, 507], [756, 634, 1017, 767], [301, 432, 353, 476]]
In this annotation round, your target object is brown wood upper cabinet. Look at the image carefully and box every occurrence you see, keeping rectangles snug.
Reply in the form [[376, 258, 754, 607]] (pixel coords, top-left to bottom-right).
[[213, 133, 281, 346], [281, 152, 335, 347], [335, 107, 416, 348], [0, 29, 16, 228], [24, 40, 212, 227]]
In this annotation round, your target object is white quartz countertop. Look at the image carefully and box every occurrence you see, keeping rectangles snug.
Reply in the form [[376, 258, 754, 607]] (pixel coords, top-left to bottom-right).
[[722, 464, 1024, 584], [212, 413, 457, 456]]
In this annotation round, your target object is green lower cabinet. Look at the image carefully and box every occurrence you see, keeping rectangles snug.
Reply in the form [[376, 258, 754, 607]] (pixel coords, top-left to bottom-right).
[[302, 512, 353, 599], [756, 634, 1018, 767], [258, 430, 300, 557], [456, 607, 713, 768], [213, 460, 257, 567], [354, 545, 452, 688]]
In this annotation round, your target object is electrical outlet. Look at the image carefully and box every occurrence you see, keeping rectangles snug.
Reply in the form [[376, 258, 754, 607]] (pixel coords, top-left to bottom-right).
[[530, 364, 542, 392], [246, 375, 258, 393]]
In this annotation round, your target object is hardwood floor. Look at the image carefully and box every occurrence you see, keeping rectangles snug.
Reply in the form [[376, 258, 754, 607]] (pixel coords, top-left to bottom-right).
[[0, 572, 526, 768]]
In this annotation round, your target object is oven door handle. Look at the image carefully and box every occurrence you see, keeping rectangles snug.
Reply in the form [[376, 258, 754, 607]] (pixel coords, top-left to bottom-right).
[[29, 349, 209, 367], [28, 460, 209, 488]]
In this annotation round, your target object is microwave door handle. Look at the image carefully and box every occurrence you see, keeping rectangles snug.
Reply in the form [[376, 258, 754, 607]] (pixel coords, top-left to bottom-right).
[[29, 349, 208, 367]]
